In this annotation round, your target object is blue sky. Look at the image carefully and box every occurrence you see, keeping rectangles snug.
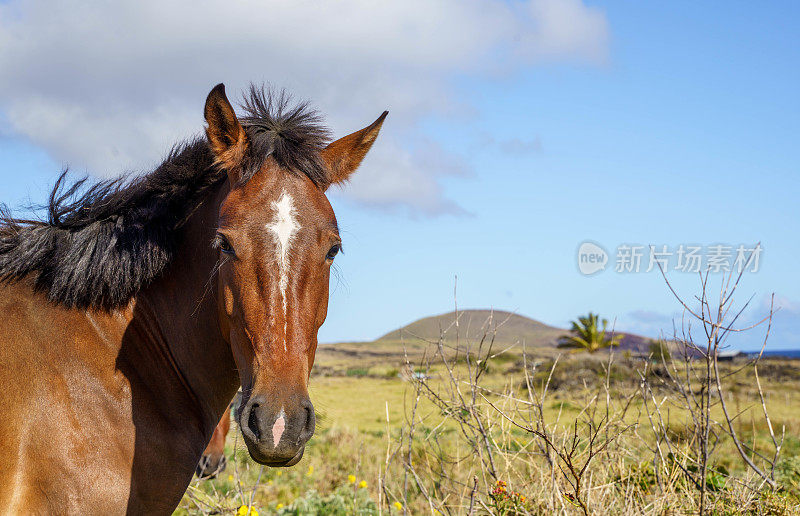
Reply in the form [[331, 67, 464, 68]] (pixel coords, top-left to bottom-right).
[[1, 1, 798, 349]]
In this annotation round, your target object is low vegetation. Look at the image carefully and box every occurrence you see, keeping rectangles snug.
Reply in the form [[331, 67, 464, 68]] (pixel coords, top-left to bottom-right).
[[176, 271, 799, 514], [176, 354, 800, 515]]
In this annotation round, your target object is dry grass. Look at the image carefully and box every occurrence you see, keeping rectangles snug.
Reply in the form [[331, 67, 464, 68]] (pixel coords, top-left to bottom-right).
[[176, 265, 799, 515], [174, 349, 800, 515]]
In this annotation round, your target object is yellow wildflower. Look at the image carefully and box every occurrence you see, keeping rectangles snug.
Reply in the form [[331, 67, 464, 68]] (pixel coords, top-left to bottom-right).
[[306, 465, 314, 476], [276, 503, 284, 510], [276, 471, 282, 477], [227, 474, 234, 482], [348, 474, 356, 484], [358, 480, 367, 489], [236, 506, 258, 516], [393, 501, 403, 511]]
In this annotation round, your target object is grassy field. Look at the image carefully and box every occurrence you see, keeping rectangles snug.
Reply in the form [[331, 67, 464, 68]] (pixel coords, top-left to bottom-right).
[[175, 335, 800, 515]]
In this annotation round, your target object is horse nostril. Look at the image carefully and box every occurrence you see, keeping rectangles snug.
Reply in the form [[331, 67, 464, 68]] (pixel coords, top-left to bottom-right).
[[300, 399, 315, 440], [247, 403, 261, 441]]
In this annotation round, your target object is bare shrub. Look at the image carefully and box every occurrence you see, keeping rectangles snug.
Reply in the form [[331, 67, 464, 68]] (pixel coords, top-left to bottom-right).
[[379, 308, 641, 515], [638, 262, 784, 514], [378, 269, 792, 514]]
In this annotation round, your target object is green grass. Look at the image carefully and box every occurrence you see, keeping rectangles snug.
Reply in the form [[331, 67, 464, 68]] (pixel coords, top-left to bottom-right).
[[175, 350, 800, 515]]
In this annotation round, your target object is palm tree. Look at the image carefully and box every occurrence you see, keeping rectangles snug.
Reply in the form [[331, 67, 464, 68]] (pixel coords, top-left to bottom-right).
[[558, 312, 622, 353]]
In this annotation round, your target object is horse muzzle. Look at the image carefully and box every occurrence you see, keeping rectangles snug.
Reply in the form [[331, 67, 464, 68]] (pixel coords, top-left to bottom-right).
[[196, 453, 227, 478], [238, 394, 315, 466]]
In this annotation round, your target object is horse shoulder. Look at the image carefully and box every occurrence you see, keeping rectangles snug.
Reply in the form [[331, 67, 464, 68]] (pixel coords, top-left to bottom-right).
[[0, 280, 137, 513]]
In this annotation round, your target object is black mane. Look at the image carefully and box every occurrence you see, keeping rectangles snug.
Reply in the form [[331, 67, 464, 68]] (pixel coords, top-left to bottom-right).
[[239, 85, 332, 188], [0, 86, 331, 310]]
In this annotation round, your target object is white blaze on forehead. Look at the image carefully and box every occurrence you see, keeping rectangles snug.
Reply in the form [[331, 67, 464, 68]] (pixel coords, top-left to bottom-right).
[[266, 192, 300, 351], [271, 407, 286, 447]]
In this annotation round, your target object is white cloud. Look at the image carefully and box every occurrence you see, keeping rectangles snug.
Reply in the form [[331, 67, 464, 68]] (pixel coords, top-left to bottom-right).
[[337, 138, 471, 216], [770, 294, 800, 314], [618, 293, 800, 351], [0, 0, 608, 214], [480, 133, 544, 155]]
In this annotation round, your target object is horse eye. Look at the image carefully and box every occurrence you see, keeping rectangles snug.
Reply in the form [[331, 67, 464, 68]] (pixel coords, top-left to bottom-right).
[[214, 234, 235, 256], [326, 244, 341, 261]]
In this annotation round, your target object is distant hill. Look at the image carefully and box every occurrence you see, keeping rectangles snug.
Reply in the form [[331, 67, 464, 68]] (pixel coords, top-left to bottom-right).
[[375, 309, 657, 354], [613, 333, 657, 355], [316, 309, 662, 376], [377, 309, 566, 348]]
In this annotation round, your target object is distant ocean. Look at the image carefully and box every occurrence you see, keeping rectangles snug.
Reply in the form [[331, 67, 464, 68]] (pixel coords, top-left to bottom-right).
[[742, 349, 800, 359]]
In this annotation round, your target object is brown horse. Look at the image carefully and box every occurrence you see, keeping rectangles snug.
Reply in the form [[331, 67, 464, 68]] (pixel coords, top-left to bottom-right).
[[0, 84, 385, 513], [196, 406, 231, 479]]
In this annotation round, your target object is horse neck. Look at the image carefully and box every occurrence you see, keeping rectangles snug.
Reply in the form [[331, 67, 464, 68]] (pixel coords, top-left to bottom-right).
[[129, 180, 238, 431]]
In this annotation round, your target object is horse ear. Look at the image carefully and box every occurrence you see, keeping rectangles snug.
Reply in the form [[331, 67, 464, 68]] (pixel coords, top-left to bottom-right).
[[321, 111, 387, 188], [204, 83, 248, 181]]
